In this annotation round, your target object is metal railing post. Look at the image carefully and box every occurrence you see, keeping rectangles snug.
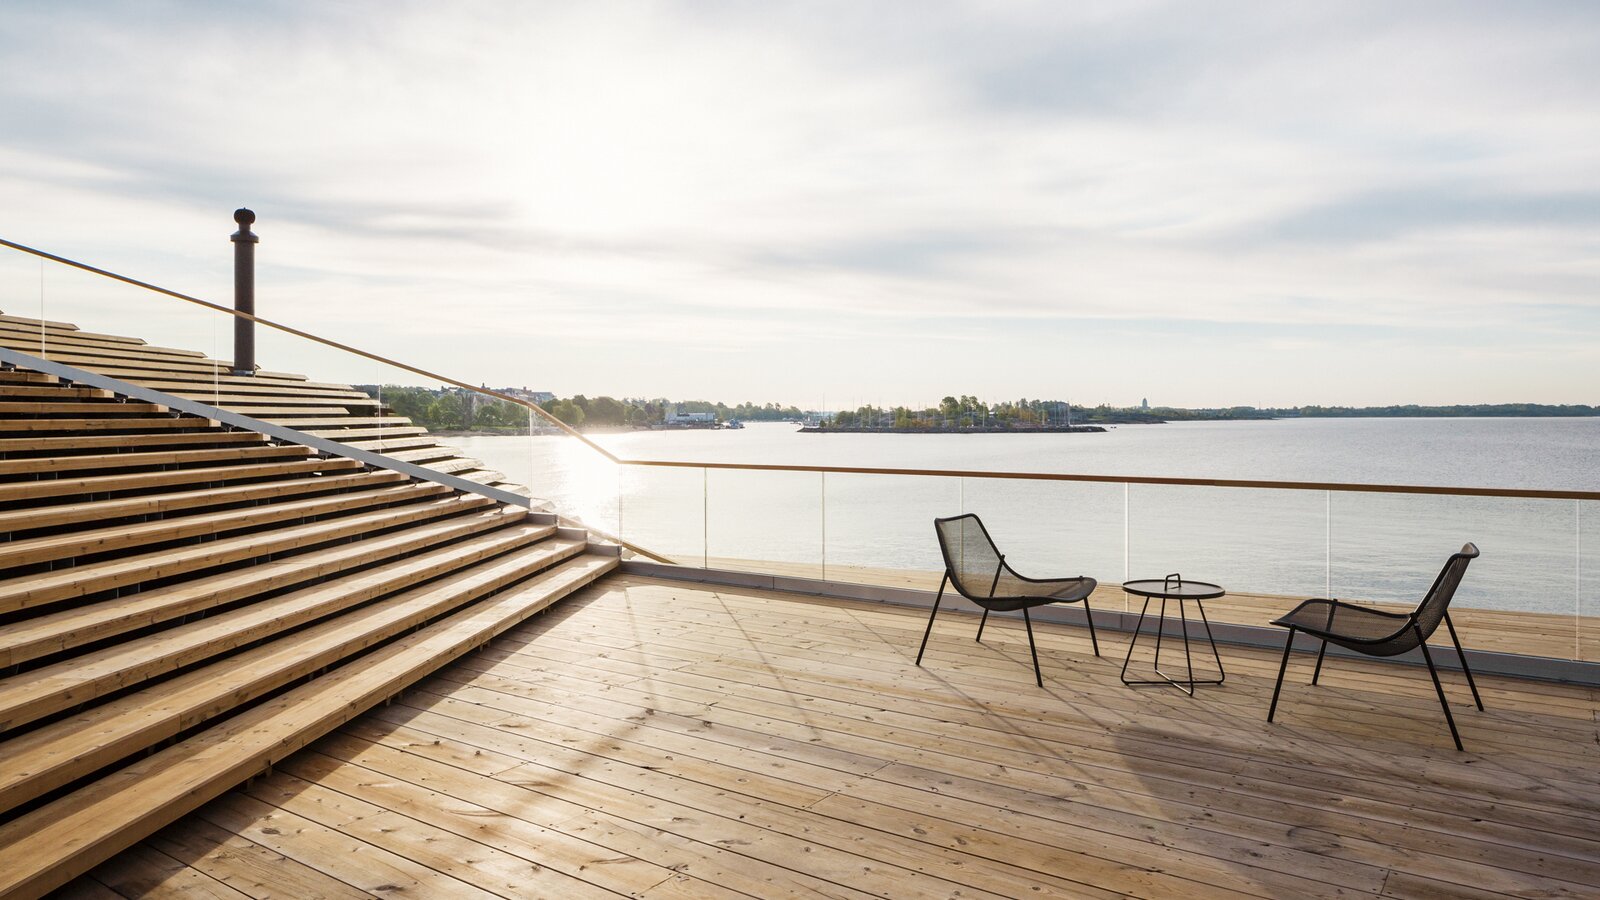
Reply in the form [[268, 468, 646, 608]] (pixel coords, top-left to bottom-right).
[[230, 208, 258, 375]]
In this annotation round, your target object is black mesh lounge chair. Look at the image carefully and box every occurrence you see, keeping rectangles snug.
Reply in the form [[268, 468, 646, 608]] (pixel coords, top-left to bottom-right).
[[1267, 543, 1484, 751], [915, 514, 1099, 686]]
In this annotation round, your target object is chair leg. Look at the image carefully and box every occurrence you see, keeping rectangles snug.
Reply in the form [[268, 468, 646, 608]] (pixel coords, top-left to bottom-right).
[[1082, 597, 1100, 657], [1311, 602, 1334, 685], [1022, 607, 1043, 687], [975, 608, 989, 642], [915, 574, 947, 667], [1417, 626, 1464, 751], [1267, 627, 1295, 722], [1444, 612, 1484, 711]]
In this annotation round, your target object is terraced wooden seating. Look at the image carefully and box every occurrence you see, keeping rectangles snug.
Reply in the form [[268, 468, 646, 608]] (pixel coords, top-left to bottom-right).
[[0, 309, 522, 493], [0, 338, 619, 897]]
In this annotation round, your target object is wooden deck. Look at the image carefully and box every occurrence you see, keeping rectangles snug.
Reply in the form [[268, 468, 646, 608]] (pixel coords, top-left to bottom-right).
[[77, 574, 1600, 899]]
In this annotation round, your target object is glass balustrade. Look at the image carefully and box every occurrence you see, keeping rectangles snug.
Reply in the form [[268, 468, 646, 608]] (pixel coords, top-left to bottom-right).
[[1125, 482, 1327, 621], [822, 472, 958, 591], [706, 467, 822, 578], [1330, 490, 1577, 659], [1581, 499, 1597, 663]]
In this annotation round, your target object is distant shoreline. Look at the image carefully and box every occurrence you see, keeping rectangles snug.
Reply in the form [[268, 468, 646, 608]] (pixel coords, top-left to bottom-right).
[[800, 424, 1108, 434]]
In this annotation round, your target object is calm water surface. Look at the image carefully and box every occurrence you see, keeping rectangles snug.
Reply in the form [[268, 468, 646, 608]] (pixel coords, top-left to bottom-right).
[[453, 418, 1599, 623]]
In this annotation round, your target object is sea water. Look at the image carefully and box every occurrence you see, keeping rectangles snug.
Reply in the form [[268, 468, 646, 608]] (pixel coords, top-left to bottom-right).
[[452, 418, 1600, 620]]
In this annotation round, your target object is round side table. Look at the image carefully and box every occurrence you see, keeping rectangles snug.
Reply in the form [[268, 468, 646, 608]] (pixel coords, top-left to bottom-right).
[[1119, 574, 1226, 696]]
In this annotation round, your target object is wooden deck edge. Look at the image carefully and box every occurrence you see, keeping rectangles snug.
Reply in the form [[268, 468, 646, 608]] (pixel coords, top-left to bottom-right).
[[617, 561, 1600, 687]]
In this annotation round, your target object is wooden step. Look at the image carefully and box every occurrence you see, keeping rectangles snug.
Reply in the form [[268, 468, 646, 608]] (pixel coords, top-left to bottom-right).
[[257, 416, 413, 429], [21, 351, 303, 382], [127, 380, 373, 400], [0, 456, 363, 504], [304, 426, 428, 441], [0, 325, 199, 357], [0, 401, 166, 416], [0, 370, 56, 385], [0, 526, 570, 737], [0, 443, 309, 478], [0, 385, 115, 400], [340, 436, 445, 453], [167, 391, 379, 409], [0, 417, 203, 433], [0, 526, 574, 814], [0, 430, 266, 455], [416, 457, 487, 476], [0, 475, 426, 569], [0, 331, 206, 363], [0, 507, 528, 668], [0, 552, 616, 898], [57, 364, 336, 390], [0, 468, 381, 535], [207, 406, 386, 418], [0, 313, 85, 333], [0, 492, 497, 615], [375, 445, 461, 463]]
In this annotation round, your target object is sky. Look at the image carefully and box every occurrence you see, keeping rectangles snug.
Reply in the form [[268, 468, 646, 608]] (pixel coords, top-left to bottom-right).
[[1, 1, 1598, 408]]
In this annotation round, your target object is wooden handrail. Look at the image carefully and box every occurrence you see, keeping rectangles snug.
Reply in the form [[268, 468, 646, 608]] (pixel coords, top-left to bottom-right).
[[614, 458, 1600, 501]]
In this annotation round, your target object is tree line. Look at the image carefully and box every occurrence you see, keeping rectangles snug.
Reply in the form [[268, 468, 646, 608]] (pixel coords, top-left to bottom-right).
[[357, 385, 806, 432]]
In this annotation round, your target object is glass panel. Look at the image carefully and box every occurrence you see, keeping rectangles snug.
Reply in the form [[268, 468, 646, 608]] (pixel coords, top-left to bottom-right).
[[619, 464, 708, 566], [1331, 491, 1576, 659], [706, 468, 821, 578], [1128, 484, 1327, 625], [823, 472, 960, 591], [1581, 500, 1596, 662], [962, 476, 1126, 607]]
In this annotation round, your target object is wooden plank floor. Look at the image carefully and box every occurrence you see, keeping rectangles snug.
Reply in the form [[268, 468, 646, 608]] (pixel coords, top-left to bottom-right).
[[81, 574, 1600, 899]]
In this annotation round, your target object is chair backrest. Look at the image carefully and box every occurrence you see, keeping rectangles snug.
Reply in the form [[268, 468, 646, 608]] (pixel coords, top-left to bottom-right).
[[1411, 542, 1479, 640], [934, 514, 1005, 599]]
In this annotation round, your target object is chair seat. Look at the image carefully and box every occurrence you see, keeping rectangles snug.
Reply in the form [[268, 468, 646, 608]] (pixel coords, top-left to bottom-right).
[[982, 575, 1096, 611], [1272, 598, 1411, 646]]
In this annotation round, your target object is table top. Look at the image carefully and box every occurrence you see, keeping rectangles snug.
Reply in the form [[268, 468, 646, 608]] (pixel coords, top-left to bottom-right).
[[1122, 578, 1225, 600]]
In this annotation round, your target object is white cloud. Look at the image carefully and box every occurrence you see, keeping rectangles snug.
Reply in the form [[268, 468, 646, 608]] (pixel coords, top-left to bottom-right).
[[1, 1, 1598, 405]]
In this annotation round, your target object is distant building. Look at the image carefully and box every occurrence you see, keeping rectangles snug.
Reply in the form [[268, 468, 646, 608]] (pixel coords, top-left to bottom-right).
[[665, 409, 717, 428], [497, 387, 555, 404], [1141, 397, 1149, 410]]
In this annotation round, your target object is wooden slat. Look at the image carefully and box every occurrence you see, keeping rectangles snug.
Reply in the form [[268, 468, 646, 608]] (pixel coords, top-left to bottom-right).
[[0, 455, 360, 504], [0, 312, 85, 332], [167, 391, 380, 408], [0, 430, 266, 454], [0, 553, 617, 898], [304, 426, 428, 441], [0, 442, 308, 477], [20, 350, 306, 381], [0, 492, 495, 615], [0, 468, 382, 535], [0, 475, 423, 569], [0, 400, 164, 415], [137, 815, 372, 900], [0, 507, 527, 668], [0, 384, 115, 399], [0, 416, 203, 432], [256, 416, 413, 428], [0, 329, 206, 361]]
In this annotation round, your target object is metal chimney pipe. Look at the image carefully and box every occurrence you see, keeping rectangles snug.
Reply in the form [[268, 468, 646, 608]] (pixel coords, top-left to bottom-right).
[[230, 208, 258, 375]]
